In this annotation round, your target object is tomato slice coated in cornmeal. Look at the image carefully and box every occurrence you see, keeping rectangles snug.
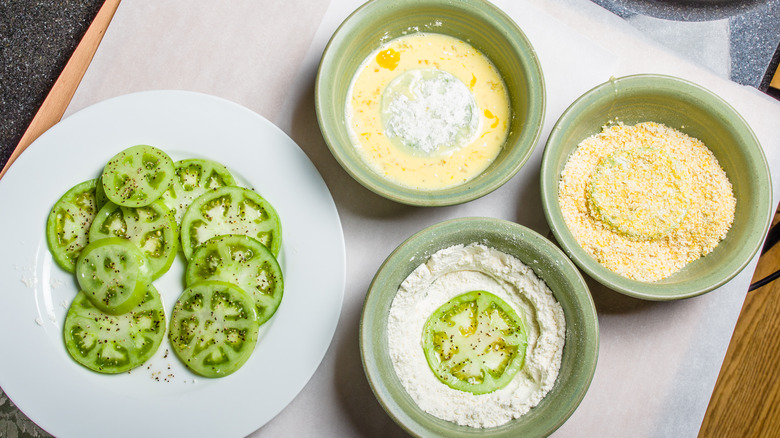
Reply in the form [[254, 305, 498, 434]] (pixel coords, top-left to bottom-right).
[[161, 158, 236, 226], [46, 179, 100, 273], [180, 186, 281, 260], [75, 237, 153, 315], [422, 290, 528, 395], [186, 234, 283, 326], [101, 145, 174, 208], [64, 284, 166, 374], [88, 200, 178, 280], [169, 281, 259, 378]]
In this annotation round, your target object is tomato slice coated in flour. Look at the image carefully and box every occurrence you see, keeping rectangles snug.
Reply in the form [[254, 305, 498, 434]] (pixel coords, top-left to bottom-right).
[[421, 290, 528, 395], [169, 281, 259, 378]]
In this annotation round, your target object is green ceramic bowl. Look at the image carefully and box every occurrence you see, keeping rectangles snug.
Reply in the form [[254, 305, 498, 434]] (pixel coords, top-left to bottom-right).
[[540, 74, 773, 300], [360, 217, 598, 437], [315, 0, 545, 206]]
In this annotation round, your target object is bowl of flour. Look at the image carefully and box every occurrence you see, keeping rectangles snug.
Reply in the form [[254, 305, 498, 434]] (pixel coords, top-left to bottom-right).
[[540, 74, 772, 300], [315, 0, 545, 206], [360, 217, 598, 436]]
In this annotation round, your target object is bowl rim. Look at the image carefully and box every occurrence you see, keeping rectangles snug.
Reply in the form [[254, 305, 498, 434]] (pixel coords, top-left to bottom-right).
[[359, 216, 599, 437], [540, 73, 773, 300], [314, 0, 546, 207]]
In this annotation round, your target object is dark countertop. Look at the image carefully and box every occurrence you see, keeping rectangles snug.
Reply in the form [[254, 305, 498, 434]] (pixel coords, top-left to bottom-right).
[[0, 1, 777, 437], [0, 0, 103, 171], [592, 0, 780, 90]]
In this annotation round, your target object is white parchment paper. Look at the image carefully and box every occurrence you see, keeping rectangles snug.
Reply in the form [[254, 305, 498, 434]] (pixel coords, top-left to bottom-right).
[[63, 0, 780, 436]]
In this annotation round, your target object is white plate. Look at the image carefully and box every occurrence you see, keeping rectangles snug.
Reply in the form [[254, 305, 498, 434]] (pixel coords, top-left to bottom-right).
[[0, 91, 346, 438]]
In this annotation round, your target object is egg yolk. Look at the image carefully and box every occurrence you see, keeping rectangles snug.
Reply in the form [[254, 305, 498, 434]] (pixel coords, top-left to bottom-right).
[[376, 48, 400, 70]]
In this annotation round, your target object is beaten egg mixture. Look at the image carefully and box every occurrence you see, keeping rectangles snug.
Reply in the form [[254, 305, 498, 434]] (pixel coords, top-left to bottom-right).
[[346, 33, 511, 190]]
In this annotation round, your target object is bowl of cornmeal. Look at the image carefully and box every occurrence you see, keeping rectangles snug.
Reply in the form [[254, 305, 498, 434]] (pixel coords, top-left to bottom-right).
[[360, 217, 598, 436], [541, 74, 772, 300], [315, 0, 545, 206]]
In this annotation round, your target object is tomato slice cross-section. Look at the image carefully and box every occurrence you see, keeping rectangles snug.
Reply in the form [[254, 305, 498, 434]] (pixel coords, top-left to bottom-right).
[[46, 179, 100, 272], [63, 284, 166, 374], [101, 144, 174, 208], [186, 234, 283, 325], [180, 186, 281, 260], [89, 200, 178, 279], [169, 281, 259, 378], [75, 237, 153, 315], [161, 158, 236, 226], [421, 290, 528, 395]]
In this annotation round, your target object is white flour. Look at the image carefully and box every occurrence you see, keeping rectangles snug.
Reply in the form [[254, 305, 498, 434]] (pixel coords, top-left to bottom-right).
[[382, 69, 478, 154], [387, 244, 566, 428]]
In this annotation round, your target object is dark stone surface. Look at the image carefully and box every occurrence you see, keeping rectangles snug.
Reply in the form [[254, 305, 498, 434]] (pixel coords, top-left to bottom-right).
[[592, 0, 780, 90], [730, 0, 780, 90], [591, 0, 769, 20], [0, 0, 104, 172]]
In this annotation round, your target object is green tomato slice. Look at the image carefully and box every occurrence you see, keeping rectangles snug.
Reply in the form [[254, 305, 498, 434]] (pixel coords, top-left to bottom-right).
[[89, 200, 178, 279], [75, 237, 153, 315], [95, 176, 110, 210], [186, 235, 283, 326], [161, 158, 236, 226], [422, 290, 528, 395], [101, 145, 174, 208], [169, 281, 259, 378], [587, 147, 690, 241], [180, 186, 281, 260], [46, 179, 100, 272], [64, 284, 166, 374]]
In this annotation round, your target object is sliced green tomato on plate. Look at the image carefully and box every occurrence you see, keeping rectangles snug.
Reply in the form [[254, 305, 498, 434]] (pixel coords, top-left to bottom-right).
[[89, 199, 178, 279], [46, 179, 100, 272], [95, 176, 110, 210], [101, 144, 174, 208], [186, 234, 283, 325], [161, 158, 236, 226], [422, 290, 528, 395], [169, 281, 259, 378], [75, 237, 153, 315], [63, 284, 166, 374], [180, 186, 281, 260]]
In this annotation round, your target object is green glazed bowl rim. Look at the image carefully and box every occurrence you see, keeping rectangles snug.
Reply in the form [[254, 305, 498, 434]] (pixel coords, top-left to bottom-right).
[[315, 0, 546, 206], [540, 74, 773, 300], [359, 217, 599, 437]]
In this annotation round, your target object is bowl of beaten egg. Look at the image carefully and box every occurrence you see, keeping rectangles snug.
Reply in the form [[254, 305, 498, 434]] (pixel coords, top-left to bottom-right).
[[315, 0, 545, 206], [541, 74, 772, 300], [360, 217, 598, 436]]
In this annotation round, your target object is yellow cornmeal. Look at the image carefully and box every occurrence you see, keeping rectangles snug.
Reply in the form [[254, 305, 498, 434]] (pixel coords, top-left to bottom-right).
[[346, 33, 511, 190], [559, 121, 736, 282]]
